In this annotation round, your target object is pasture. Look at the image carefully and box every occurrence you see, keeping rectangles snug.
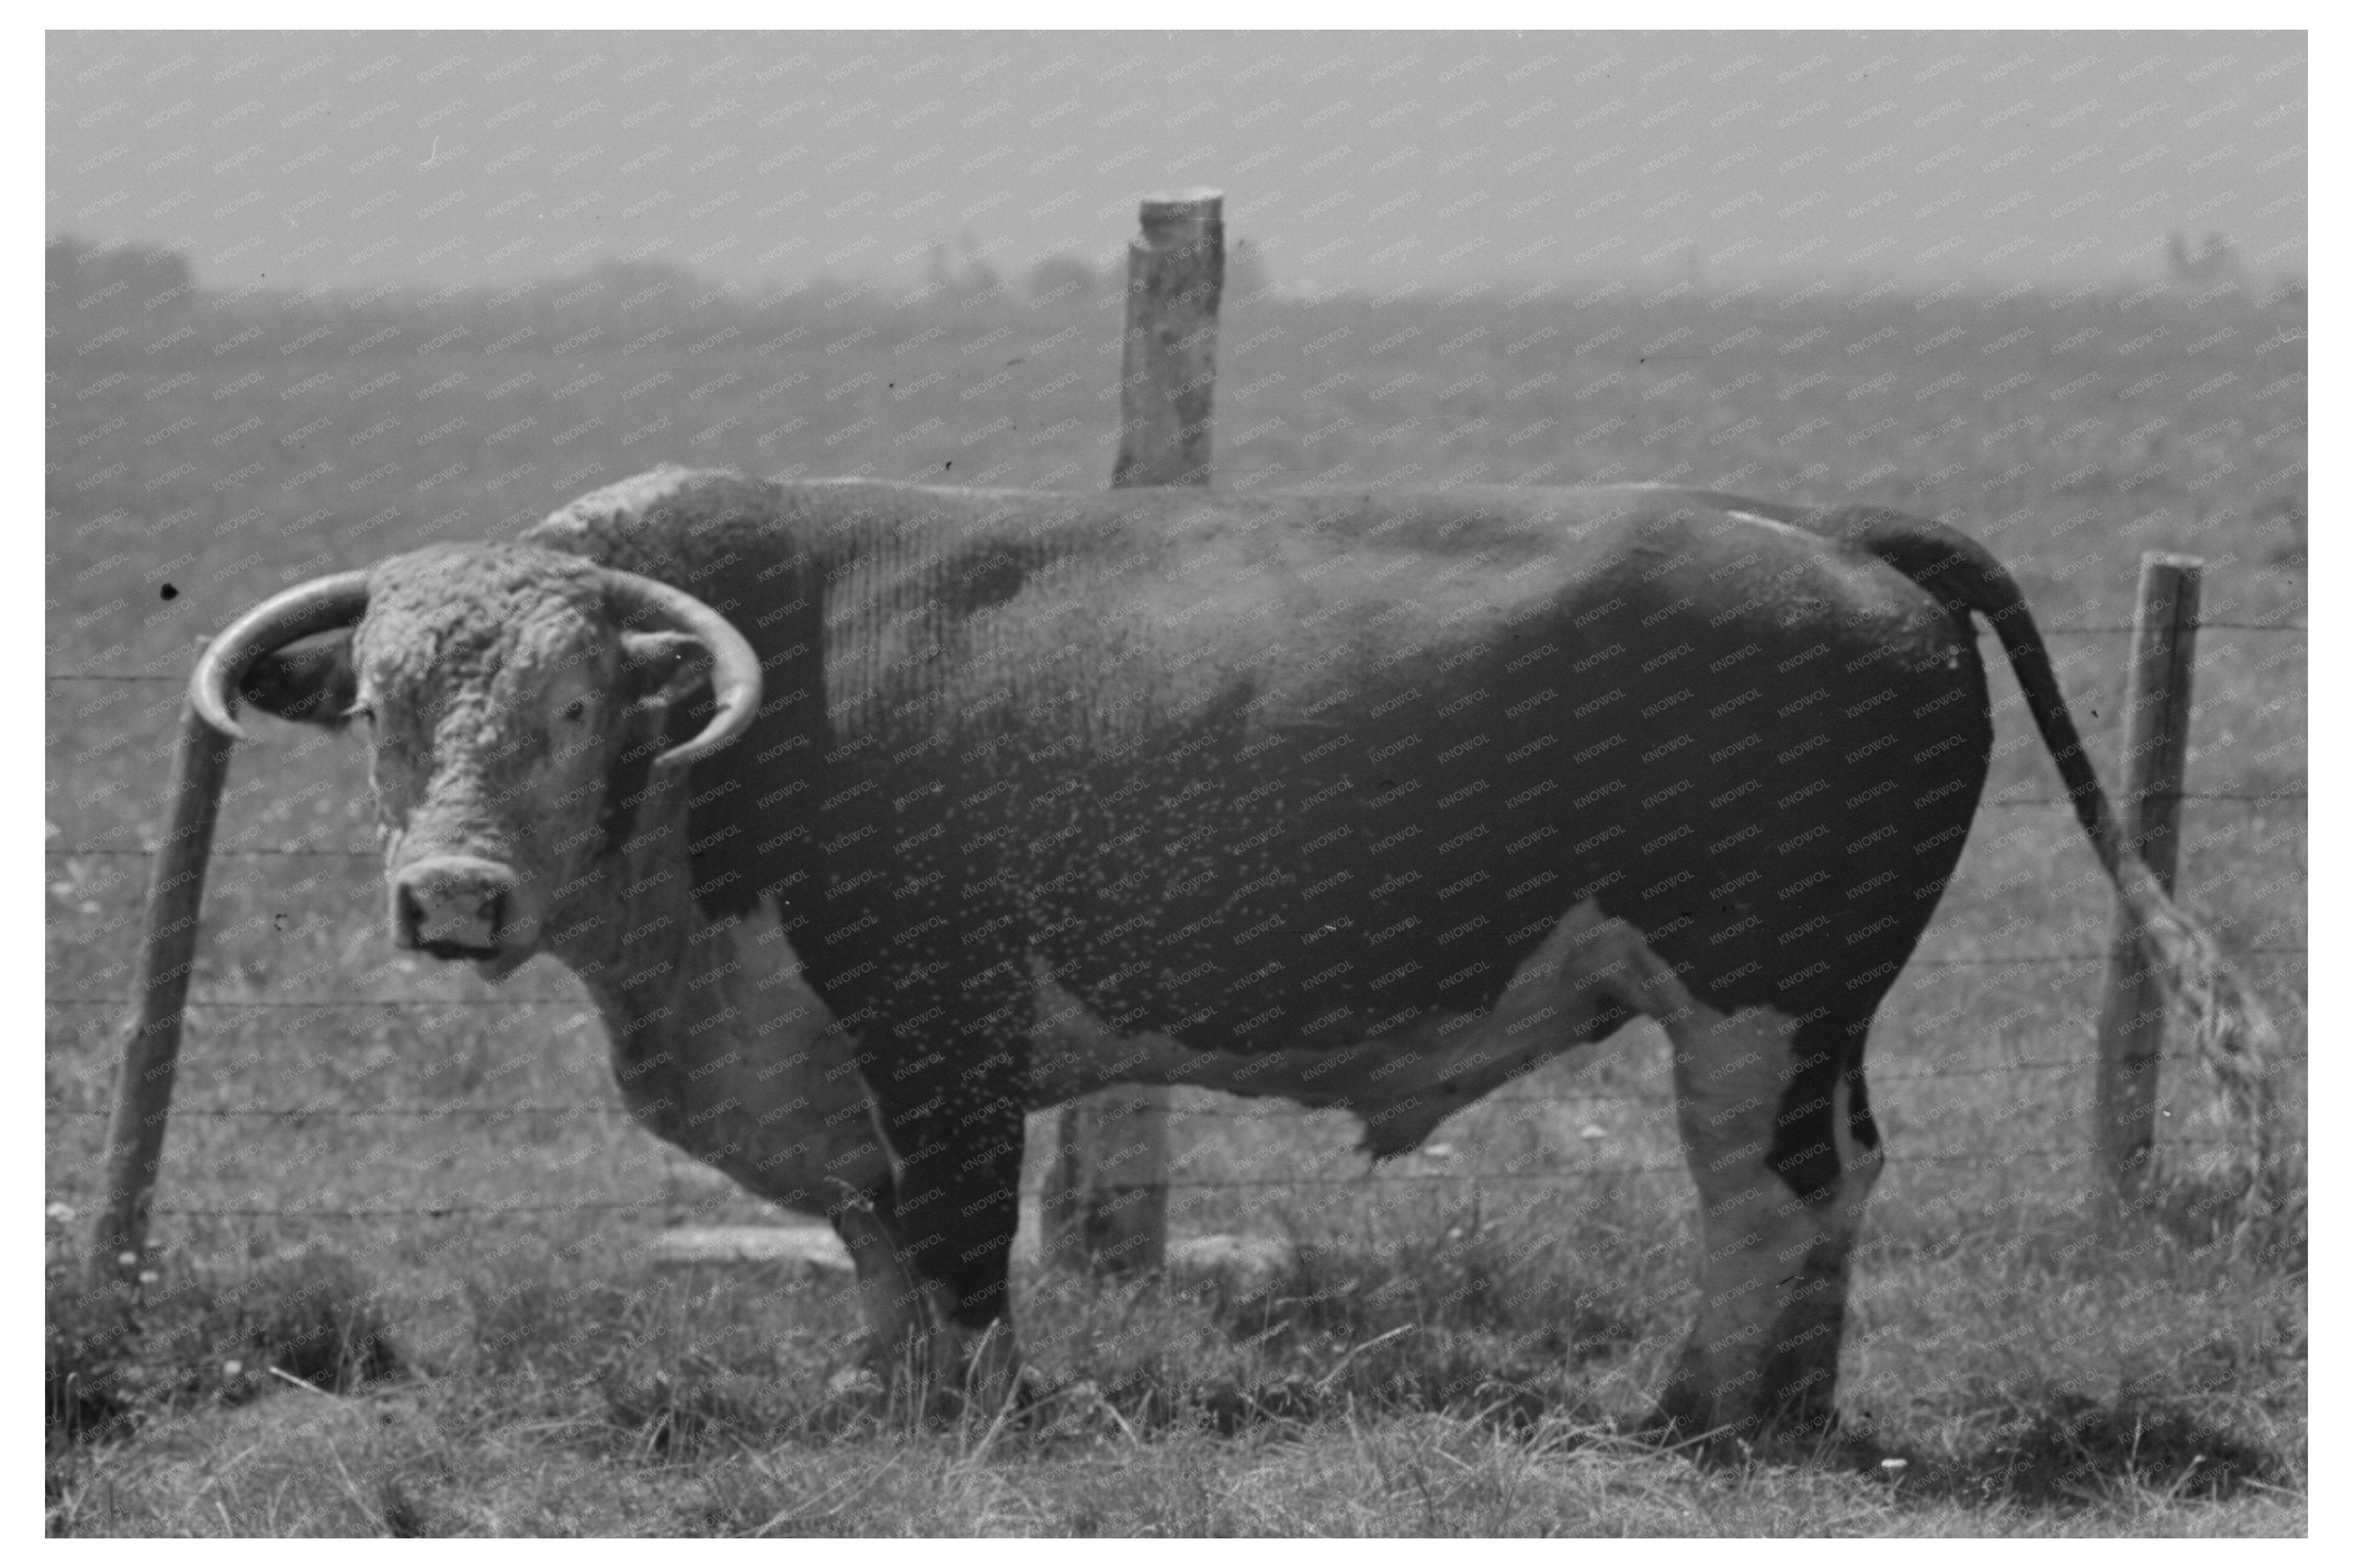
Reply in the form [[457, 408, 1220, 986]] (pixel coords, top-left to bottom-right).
[[46, 267, 2305, 1533]]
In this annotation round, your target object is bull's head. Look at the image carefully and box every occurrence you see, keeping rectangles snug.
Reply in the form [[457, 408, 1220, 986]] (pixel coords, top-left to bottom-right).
[[193, 545, 760, 979]]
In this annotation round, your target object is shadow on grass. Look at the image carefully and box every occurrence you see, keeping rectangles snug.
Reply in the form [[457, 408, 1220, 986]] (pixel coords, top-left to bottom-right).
[[1971, 1388, 2285, 1504], [1823, 1386, 2291, 1509]]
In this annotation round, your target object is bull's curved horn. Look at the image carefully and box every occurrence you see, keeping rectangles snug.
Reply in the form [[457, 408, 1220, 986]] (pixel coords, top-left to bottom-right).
[[600, 568, 763, 769], [190, 570, 372, 740]]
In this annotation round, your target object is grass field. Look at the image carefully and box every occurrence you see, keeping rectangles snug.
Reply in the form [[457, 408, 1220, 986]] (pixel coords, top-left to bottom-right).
[[46, 263, 2305, 1534]]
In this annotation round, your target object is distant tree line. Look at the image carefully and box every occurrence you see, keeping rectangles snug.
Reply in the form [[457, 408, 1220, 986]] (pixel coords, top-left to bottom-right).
[[46, 233, 1266, 374]]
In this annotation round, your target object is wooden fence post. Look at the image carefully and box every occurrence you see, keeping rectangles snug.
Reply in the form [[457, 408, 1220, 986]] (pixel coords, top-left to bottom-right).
[[1111, 189, 1224, 489], [1042, 190, 1224, 1276], [2092, 552, 2202, 1225], [91, 698, 234, 1284]]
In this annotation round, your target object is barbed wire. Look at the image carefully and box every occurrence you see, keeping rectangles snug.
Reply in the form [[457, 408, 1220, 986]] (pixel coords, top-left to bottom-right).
[[112, 1132, 2301, 1224], [38, 1042, 2315, 1124], [48, 847, 383, 858], [36, 789, 2317, 862], [41, 942, 2310, 1018], [2038, 622, 2305, 634], [41, 618, 2310, 685], [48, 995, 587, 1008], [1979, 790, 2303, 807]]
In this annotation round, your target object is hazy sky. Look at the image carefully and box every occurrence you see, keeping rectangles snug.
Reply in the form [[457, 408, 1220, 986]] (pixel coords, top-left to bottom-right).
[[47, 30, 2306, 296]]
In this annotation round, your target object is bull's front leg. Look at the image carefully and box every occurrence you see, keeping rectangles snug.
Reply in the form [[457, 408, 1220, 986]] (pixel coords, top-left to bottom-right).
[[827, 1190, 955, 1375], [583, 905, 958, 1387], [1656, 1002, 1885, 1445], [852, 955, 1037, 1415], [600, 1014, 946, 1371]]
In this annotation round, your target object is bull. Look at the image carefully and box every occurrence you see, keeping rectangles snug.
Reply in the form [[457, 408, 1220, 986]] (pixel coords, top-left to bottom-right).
[[175, 464, 2264, 1438]]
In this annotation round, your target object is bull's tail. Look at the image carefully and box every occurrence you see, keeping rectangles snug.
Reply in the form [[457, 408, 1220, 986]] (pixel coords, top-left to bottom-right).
[[1832, 509, 2282, 1214]]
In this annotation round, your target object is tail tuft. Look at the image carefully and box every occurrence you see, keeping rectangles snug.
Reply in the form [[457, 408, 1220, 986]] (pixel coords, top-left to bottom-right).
[[2119, 862, 2289, 1242]]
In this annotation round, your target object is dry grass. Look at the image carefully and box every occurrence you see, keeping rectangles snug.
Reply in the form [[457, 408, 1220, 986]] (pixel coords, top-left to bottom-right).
[[46, 267, 2304, 1533]]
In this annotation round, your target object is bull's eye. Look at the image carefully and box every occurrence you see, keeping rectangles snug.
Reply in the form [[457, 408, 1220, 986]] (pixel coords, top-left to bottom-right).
[[558, 698, 589, 724]]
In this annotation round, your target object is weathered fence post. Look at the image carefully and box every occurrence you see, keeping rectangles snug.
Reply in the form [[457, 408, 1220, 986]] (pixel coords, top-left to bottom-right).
[[91, 697, 234, 1284], [2092, 552, 2202, 1225], [1111, 189, 1224, 489], [1043, 190, 1224, 1275]]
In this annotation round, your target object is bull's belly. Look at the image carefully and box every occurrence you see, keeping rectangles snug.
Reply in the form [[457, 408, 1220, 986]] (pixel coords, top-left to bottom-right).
[[1025, 896, 1695, 1156]]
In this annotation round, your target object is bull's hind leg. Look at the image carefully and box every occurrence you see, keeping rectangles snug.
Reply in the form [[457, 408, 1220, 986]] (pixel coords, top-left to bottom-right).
[[1655, 1003, 1883, 1441], [1365, 902, 1883, 1437]]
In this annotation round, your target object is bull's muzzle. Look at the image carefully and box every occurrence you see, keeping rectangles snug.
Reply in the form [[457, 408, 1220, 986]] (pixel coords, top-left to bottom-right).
[[392, 856, 528, 965]]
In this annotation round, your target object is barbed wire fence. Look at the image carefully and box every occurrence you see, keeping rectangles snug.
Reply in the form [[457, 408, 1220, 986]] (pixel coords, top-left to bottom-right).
[[41, 748, 2309, 1319], [44, 193, 2305, 1282]]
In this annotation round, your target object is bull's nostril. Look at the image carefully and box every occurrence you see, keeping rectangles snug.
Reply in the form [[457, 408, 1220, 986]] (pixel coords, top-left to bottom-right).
[[395, 885, 426, 948]]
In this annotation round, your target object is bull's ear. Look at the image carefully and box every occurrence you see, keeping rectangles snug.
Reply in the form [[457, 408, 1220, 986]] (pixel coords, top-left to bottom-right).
[[236, 628, 359, 729], [619, 629, 713, 710]]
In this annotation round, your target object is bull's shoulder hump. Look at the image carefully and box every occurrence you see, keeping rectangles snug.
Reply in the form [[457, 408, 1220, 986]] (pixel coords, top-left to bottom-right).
[[520, 467, 804, 579]]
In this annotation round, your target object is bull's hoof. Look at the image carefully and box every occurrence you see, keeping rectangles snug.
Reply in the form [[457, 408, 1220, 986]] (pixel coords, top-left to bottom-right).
[[940, 1322, 1031, 1423], [1651, 1358, 1842, 1455], [1646, 1391, 1845, 1466], [858, 1322, 1032, 1427]]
